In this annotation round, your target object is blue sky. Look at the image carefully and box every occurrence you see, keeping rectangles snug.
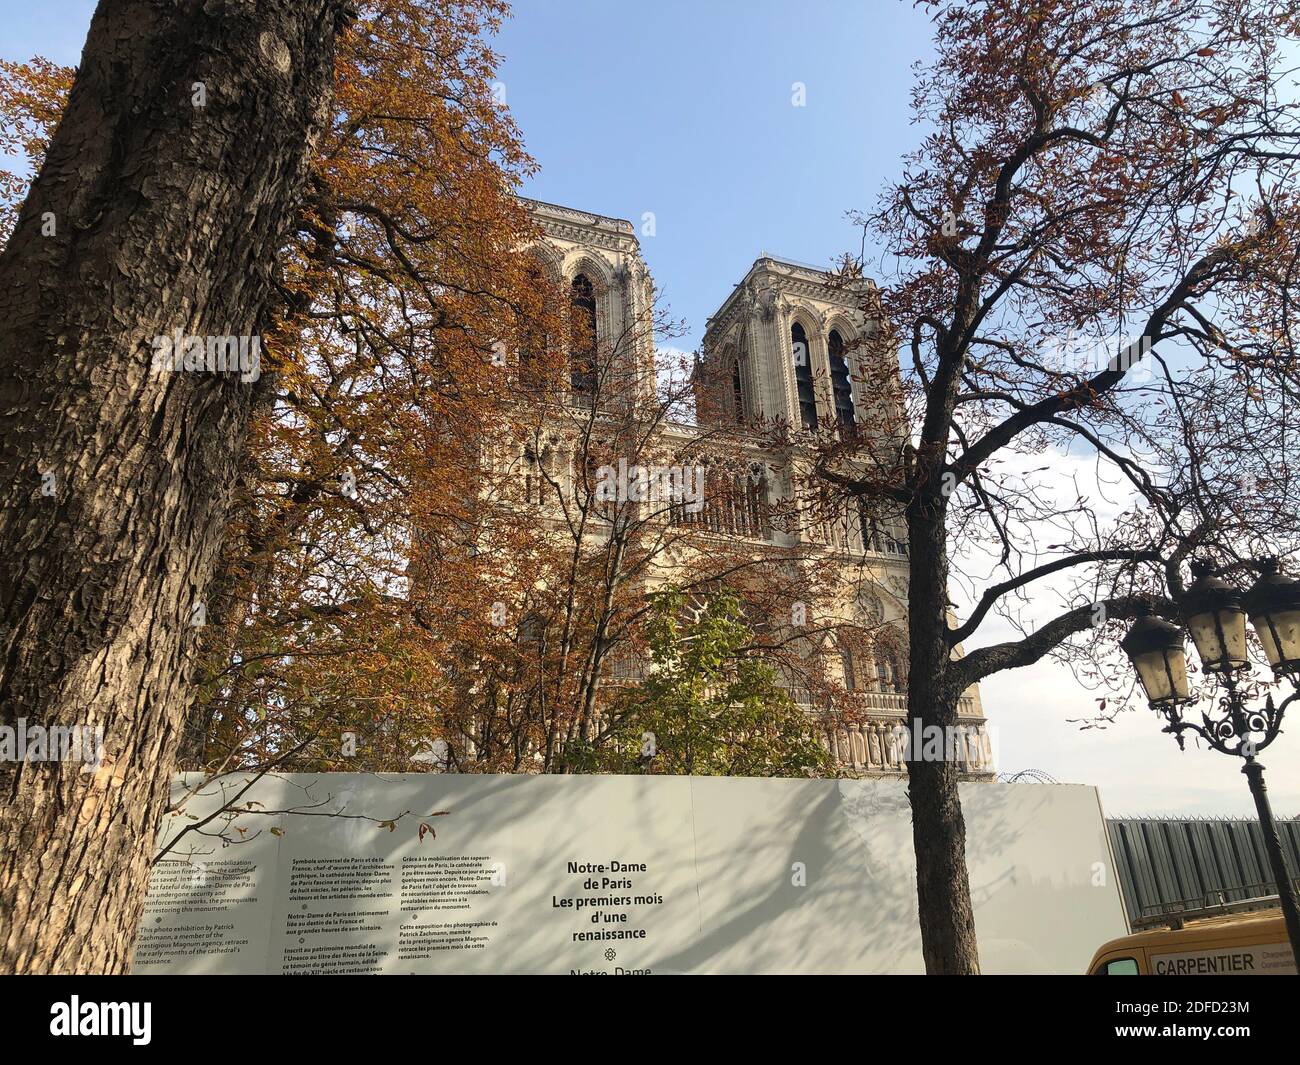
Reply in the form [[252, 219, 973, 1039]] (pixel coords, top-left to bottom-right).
[[6, 1, 1299, 816], [493, 0, 935, 351], [6, 1, 933, 352]]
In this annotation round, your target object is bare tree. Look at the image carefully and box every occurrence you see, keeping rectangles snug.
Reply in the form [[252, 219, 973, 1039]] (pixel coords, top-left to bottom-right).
[[814, 0, 1300, 972]]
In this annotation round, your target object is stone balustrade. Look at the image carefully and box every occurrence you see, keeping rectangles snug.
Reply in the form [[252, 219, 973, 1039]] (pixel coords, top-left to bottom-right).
[[819, 716, 994, 776]]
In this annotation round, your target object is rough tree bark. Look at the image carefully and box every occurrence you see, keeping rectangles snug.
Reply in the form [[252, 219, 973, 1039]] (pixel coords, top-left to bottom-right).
[[0, 0, 351, 974], [905, 497, 980, 975]]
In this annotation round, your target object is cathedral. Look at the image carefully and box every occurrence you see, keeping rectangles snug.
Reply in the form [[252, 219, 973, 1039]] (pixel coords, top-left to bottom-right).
[[513, 197, 993, 777]]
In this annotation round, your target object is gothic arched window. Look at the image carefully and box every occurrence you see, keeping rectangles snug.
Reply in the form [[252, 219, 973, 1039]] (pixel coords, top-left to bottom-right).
[[841, 644, 858, 691], [570, 273, 598, 398], [791, 322, 818, 430], [731, 354, 748, 423], [517, 260, 561, 392], [829, 329, 855, 427], [874, 637, 906, 693], [520, 264, 548, 364]]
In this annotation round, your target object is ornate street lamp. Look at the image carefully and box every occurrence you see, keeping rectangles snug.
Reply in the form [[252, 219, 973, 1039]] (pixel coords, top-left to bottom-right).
[[1121, 561, 1300, 969], [1118, 606, 1190, 707], [1180, 560, 1250, 673], [1244, 559, 1300, 675]]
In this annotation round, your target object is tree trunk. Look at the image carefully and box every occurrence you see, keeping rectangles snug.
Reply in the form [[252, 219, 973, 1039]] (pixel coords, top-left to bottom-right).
[[0, 0, 349, 974], [905, 501, 981, 974]]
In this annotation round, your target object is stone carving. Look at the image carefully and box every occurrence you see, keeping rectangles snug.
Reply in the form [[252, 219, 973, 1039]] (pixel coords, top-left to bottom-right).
[[857, 590, 884, 625]]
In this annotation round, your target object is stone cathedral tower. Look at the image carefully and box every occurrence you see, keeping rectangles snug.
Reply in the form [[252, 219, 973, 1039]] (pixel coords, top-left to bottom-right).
[[518, 198, 992, 776]]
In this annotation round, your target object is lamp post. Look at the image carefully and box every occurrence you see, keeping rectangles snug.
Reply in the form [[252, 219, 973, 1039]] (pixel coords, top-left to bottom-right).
[[1121, 559, 1300, 969]]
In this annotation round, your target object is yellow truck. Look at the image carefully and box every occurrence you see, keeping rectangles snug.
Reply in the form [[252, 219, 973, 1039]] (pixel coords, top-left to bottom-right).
[[1088, 895, 1296, 975]]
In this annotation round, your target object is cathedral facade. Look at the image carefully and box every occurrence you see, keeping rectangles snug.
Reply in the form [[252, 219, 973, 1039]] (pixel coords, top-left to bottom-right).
[[514, 197, 993, 777]]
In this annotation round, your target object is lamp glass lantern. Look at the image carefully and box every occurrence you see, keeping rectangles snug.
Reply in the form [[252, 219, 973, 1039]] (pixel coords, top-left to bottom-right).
[[1121, 608, 1191, 706], [1244, 559, 1300, 675], [1180, 562, 1249, 673]]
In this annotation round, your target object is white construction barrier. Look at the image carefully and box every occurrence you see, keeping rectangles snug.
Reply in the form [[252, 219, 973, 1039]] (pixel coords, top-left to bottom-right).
[[133, 773, 1126, 974]]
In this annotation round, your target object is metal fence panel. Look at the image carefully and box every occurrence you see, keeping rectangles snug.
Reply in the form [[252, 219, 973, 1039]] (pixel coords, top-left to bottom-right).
[[1106, 816, 1300, 923]]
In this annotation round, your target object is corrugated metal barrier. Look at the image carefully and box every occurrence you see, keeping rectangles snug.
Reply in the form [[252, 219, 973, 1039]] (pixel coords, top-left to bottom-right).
[[1107, 816, 1300, 924]]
